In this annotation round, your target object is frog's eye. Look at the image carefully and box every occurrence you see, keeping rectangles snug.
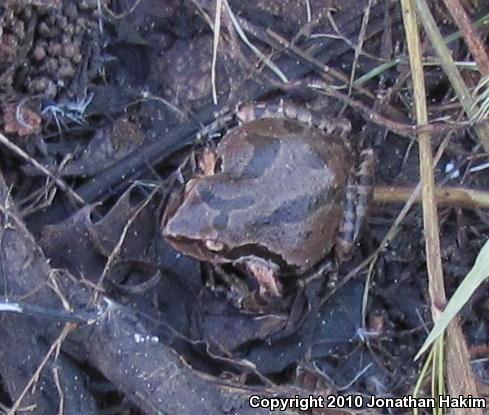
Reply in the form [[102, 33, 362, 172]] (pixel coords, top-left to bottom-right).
[[205, 240, 225, 251]]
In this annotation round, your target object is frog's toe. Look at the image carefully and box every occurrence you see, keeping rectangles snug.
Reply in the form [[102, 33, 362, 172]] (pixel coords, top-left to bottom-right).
[[246, 261, 283, 297]]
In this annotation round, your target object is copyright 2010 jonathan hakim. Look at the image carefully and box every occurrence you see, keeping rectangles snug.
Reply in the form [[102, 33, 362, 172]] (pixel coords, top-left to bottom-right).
[[248, 394, 486, 411]]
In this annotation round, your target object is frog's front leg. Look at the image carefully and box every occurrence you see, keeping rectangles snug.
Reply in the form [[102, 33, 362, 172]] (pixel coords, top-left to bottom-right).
[[244, 259, 283, 298], [335, 149, 375, 260]]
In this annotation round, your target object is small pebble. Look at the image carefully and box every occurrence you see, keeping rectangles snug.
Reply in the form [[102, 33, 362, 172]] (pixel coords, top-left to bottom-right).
[[38, 21, 53, 38], [64, 23, 74, 36], [47, 42, 62, 56], [64, 3, 78, 20], [79, 0, 98, 10], [30, 76, 49, 93], [74, 22, 84, 34], [61, 34, 71, 44], [58, 65, 75, 78], [21, 6, 33, 22], [33, 45, 47, 61], [62, 43, 75, 59], [55, 15, 68, 29], [57, 57, 74, 78], [2, 2, 97, 97], [43, 58, 59, 75], [44, 79, 57, 97], [72, 51, 83, 64], [12, 20, 25, 39]]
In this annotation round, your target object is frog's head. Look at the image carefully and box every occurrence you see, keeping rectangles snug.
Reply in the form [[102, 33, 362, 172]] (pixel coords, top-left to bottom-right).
[[163, 176, 226, 263]]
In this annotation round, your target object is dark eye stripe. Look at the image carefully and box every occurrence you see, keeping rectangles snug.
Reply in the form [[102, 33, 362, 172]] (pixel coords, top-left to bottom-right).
[[212, 211, 229, 230], [199, 187, 255, 211], [240, 135, 281, 178], [254, 187, 343, 227]]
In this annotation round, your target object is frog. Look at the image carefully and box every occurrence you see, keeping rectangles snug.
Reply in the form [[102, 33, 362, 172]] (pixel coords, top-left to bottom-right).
[[161, 101, 374, 298]]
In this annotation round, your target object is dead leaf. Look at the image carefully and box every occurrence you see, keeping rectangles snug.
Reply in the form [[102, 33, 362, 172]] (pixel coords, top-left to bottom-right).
[[3, 104, 42, 137]]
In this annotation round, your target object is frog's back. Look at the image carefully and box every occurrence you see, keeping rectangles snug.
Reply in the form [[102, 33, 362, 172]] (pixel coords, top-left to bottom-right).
[[213, 118, 352, 271]]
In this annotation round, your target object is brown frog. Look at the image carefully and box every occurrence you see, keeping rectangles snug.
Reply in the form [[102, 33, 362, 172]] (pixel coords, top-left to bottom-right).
[[162, 102, 374, 297]]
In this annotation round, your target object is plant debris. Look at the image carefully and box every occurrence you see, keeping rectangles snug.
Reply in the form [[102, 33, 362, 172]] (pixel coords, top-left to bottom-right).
[[1, 1, 489, 414]]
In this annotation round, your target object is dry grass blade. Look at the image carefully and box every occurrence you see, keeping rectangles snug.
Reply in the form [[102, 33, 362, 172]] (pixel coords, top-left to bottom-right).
[[412, 0, 489, 151], [223, 0, 288, 83], [442, 0, 489, 76], [211, 0, 223, 104], [0, 132, 85, 206], [403, 0, 482, 410], [471, 74, 489, 121], [401, 0, 446, 318], [7, 324, 74, 415], [355, 12, 489, 86], [374, 185, 489, 209]]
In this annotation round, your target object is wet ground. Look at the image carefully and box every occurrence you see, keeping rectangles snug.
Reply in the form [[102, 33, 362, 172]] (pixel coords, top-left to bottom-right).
[[1, 1, 489, 414]]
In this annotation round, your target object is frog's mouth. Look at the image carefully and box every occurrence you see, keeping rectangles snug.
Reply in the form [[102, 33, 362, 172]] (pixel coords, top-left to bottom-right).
[[224, 244, 293, 272], [169, 235, 297, 274]]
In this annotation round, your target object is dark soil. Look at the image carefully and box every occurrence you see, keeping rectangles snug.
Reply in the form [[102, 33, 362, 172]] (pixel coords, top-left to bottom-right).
[[1, 0, 489, 414]]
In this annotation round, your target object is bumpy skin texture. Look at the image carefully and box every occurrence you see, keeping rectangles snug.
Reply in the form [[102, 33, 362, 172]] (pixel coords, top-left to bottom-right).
[[162, 118, 352, 274]]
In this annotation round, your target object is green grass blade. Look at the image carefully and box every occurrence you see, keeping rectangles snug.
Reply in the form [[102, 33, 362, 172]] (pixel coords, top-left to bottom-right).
[[416, 239, 489, 359]]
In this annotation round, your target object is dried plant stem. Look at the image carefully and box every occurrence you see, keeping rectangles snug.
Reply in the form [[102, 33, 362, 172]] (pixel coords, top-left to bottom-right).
[[412, 0, 489, 151], [223, 0, 288, 83], [402, 0, 446, 332], [0, 133, 85, 206], [402, 0, 481, 409], [211, 0, 223, 104], [442, 0, 489, 76], [7, 324, 74, 415], [374, 185, 489, 209]]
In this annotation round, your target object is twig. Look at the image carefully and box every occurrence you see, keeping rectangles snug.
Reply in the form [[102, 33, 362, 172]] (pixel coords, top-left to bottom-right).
[[345, 0, 373, 103], [0, 133, 85, 206], [443, 0, 489, 76], [101, 0, 142, 19], [263, 27, 376, 100], [0, 299, 98, 324], [308, 80, 476, 138], [223, 0, 288, 83], [211, 0, 223, 104], [412, 0, 489, 151], [52, 366, 64, 415], [355, 12, 489, 86], [374, 185, 489, 209], [7, 324, 74, 415]]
